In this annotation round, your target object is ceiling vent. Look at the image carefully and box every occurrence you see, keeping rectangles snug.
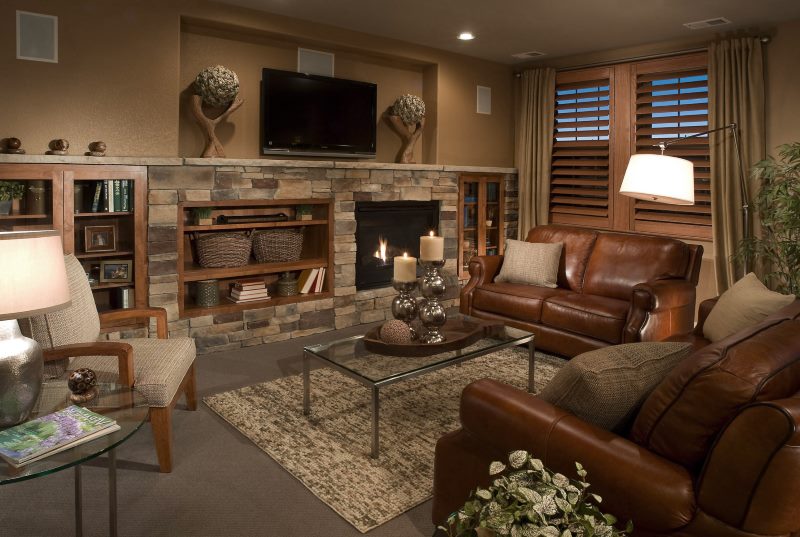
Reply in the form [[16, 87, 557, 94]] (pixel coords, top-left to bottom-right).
[[683, 17, 732, 30], [512, 50, 546, 59]]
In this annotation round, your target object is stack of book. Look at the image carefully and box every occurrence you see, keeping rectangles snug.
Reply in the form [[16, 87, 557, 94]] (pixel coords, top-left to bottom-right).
[[228, 278, 270, 303], [297, 266, 326, 294], [88, 180, 134, 213], [0, 405, 120, 467]]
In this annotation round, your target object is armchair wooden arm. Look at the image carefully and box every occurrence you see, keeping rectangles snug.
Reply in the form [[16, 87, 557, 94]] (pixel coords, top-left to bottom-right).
[[99, 307, 168, 339], [43, 342, 134, 387]]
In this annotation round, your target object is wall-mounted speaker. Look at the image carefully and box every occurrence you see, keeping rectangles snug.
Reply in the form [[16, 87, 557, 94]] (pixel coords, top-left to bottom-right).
[[16, 11, 58, 63], [297, 48, 334, 77], [477, 86, 492, 115]]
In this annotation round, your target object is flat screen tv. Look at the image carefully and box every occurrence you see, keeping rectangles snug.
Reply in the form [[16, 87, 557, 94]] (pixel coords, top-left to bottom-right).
[[261, 68, 377, 158]]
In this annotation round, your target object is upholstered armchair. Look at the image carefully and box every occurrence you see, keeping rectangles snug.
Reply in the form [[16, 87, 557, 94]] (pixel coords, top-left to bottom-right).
[[20, 254, 196, 473]]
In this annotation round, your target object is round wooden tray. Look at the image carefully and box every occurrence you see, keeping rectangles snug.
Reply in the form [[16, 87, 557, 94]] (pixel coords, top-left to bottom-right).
[[363, 317, 504, 357]]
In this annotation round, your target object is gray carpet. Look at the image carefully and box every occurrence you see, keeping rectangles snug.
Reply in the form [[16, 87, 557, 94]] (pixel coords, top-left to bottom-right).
[[0, 325, 558, 537]]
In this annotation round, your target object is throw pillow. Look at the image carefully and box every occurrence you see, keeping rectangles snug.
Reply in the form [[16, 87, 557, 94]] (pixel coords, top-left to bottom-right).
[[703, 272, 795, 342], [538, 342, 693, 431], [494, 240, 562, 288]]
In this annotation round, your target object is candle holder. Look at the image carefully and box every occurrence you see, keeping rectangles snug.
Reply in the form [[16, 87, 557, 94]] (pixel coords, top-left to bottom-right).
[[419, 259, 447, 344], [391, 279, 419, 340]]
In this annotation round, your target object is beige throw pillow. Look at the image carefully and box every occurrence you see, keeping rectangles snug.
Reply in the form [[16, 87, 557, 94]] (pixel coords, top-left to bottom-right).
[[703, 272, 795, 342], [538, 342, 693, 431], [494, 240, 562, 288]]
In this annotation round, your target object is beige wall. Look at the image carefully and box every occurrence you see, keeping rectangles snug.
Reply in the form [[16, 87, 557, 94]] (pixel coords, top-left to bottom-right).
[[765, 18, 800, 151], [0, 0, 515, 166]]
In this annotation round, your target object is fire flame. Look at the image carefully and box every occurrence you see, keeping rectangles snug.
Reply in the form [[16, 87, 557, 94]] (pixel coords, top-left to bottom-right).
[[374, 237, 388, 263]]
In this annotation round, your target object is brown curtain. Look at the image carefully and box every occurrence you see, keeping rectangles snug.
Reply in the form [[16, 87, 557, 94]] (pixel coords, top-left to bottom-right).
[[708, 37, 765, 292], [515, 68, 556, 239]]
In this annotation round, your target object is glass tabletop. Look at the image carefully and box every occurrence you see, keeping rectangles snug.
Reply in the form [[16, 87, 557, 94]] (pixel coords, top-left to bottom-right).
[[304, 315, 534, 385], [0, 381, 148, 485]]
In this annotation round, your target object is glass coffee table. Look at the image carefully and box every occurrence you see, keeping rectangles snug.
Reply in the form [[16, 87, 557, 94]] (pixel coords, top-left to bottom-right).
[[0, 381, 148, 537], [303, 316, 535, 458]]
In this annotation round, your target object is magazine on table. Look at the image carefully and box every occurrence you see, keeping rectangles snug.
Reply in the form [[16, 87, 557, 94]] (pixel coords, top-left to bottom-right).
[[0, 405, 120, 467]]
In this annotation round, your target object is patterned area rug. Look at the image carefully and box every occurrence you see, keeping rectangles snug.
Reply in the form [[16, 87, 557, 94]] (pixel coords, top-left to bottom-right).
[[204, 347, 565, 533]]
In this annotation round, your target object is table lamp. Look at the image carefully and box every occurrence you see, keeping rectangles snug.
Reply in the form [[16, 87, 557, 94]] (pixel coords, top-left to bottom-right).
[[0, 230, 70, 427]]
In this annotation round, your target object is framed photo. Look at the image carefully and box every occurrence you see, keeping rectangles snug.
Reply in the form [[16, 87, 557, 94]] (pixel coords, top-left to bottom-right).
[[85, 225, 117, 253], [99, 260, 132, 283]]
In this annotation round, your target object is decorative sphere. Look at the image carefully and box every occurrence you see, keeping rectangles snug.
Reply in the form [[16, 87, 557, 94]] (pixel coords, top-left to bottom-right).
[[380, 320, 412, 344], [195, 65, 240, 107], [49, 139, 69, 151], [6, 138, 21, 150], [89, 141, 106, 153], [68, 368, 98, 395]]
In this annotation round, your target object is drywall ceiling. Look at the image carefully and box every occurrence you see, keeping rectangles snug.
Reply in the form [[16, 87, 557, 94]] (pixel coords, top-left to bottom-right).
[[213, 0, 800, 64]]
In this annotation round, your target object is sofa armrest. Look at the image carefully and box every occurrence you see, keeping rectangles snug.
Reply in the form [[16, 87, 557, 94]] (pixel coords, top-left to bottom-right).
[[693, 297, 719, 336], [99, 307, 168, 339], [624, 279, 697, 342], [459, 379, 695, 531], [459, 255, 503, 314], [43, 342, 134, 387]]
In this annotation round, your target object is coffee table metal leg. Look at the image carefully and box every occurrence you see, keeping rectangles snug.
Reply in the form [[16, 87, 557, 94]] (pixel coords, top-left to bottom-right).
[[527, 340, 536, 393], [109, 449, 118, 537], [74, 465, 83, 537], [303, 350, 311, 416], [371, 386, 380, 459]]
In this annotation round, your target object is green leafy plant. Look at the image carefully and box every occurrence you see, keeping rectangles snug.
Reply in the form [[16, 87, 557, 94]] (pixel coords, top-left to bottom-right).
[[0, 181, 26, 201], [736, 142, 800, 295], [440, 450, 631, 537], [296, 204, 312, 216], [192, 207, 213, 219]]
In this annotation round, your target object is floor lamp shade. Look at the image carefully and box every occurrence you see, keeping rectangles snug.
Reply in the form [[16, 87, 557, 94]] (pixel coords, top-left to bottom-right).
[[620, 154, 695, 205]]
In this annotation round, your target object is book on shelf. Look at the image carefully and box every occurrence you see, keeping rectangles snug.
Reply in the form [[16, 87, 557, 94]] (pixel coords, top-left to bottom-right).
[[103, 180, 110, 212], [314, 267, 326, 293], [227, 294, 271, 303], [91, 181, 102, 212], [230, 288, 269, 299], [298, 268, 319, 294], [232, 278, 266, 291], [113, 180, 122, 212], [121, 180, 130, 212], [0, 405, 120, 467]]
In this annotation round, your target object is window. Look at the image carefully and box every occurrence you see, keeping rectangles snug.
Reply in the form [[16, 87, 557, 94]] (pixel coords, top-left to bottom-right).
[[549, 53, 711, 240]]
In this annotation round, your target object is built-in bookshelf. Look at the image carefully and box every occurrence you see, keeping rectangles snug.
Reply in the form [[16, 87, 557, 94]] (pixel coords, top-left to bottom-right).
[[458, 173, 505, 278]]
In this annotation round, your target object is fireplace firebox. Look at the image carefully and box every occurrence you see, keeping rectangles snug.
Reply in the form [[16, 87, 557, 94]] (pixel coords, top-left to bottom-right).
[[355, 201, 439, 290]]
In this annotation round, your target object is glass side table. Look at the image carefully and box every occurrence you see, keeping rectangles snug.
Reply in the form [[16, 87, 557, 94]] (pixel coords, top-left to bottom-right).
[[0, 381, 148, 537]]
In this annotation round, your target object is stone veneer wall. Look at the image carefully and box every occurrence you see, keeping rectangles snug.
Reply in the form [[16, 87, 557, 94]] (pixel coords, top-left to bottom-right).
[[127, 161, 516, 354]]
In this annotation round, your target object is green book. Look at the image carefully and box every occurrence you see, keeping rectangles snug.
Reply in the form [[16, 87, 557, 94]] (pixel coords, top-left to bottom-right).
[[0, 405, 119, 467], [90, 181, 102, 212], [120, 180, 130, 212], [113, 180, 122, 212]]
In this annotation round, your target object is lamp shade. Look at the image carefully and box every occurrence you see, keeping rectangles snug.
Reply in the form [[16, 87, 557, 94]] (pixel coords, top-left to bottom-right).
[[0, 230, 70, 320], [620, 154, 695, 205]]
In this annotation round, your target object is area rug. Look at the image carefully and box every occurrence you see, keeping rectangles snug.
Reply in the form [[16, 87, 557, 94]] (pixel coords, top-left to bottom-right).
[[204, 347, 565, 533]]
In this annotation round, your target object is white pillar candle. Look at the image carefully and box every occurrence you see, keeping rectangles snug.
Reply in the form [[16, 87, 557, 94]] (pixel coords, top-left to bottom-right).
[[393, 252, 417, 282], [420, 231, 444, 261]]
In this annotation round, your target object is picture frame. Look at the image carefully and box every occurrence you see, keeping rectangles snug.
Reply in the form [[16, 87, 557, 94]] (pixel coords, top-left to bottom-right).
[[99, 260, 132, 283], [85, 224, 117, 253]]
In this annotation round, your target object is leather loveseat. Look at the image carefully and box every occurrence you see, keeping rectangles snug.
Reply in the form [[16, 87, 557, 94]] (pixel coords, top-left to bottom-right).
[[433, 298, 800, 536], [461, 225, 703, 357]]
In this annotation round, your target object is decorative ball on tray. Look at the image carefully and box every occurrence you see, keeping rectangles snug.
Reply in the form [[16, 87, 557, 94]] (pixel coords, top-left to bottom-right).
[[195, 65, 240, 108], [380, 319, 413, 344], [87, 141, 107, 157], [2, 137, 25, 154], [47, 138, 69, 155], [68, 368, 98, 403], [392, 94, 426, 126]]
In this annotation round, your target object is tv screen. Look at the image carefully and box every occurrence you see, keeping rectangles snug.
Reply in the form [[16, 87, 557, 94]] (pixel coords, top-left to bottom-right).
[[261, 68, 377, 157]]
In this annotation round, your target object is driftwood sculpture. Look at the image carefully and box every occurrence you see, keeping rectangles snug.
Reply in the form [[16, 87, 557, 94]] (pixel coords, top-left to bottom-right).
[[190, 94, 243, 158]]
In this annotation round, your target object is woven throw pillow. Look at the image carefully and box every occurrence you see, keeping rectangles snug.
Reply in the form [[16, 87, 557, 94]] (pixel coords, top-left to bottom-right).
[[703, 272, 795, 342], [494, 240, 562, 288], [538, 342, 693, 431]]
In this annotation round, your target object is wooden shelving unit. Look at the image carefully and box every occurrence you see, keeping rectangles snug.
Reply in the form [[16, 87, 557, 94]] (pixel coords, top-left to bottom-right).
[[0, 165, 62, 234], [177, 198, 334, 318], [458, 173, 505, 278]]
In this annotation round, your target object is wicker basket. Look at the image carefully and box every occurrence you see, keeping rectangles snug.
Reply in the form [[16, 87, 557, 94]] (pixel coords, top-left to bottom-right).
[[253, 228, 303, 263], [195, 232, 252, 268]]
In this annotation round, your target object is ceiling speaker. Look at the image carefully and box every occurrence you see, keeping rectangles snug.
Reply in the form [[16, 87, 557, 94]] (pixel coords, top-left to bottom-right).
[[297, 48, 334, 77], [477, 86, 492, 115], [16, 11, 58, 63]]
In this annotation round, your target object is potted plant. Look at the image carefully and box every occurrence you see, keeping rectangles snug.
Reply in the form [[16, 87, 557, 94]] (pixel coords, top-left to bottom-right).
[[0, 181, 26, 215], [440, 450, 631, 537], [296, 204, 313, 221], [736, 142, 800, 295], [191, 207, 213, 226]]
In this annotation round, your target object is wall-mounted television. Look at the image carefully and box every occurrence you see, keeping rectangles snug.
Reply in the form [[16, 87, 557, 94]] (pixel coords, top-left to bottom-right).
[[261, 68, 377, 158]]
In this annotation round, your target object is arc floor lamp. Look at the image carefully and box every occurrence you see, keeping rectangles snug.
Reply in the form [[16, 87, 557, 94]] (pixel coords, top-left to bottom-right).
[[620, 122, 750, 273]]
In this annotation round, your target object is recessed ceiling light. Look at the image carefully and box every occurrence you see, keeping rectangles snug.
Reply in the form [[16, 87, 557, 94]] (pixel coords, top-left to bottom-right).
[[458, 32, 475, 41]]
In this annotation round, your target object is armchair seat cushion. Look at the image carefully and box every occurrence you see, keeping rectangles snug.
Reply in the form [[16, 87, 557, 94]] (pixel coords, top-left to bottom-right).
[[472, 283, 569, 323], [68, 337, 196, 407], [541, 293, 630, 344]]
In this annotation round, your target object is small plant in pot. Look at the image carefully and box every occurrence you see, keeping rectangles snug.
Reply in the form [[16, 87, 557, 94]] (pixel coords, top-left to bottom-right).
[[192, 207, 213, 226], [296, 204, 313, 221], [0, 181, 26, 215], [440, 450, 631, 537]]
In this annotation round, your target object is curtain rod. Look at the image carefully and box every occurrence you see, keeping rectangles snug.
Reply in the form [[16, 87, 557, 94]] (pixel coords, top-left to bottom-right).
[[514, 36, 770, 76]]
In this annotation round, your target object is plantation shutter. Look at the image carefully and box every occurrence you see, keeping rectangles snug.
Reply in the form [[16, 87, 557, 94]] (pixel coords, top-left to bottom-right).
[[632, 64, 712, 239], [549, 69, 612, 229]]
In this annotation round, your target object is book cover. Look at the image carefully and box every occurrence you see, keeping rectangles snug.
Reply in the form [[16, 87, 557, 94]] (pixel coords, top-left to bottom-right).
[[90, 181, 102, 213], [0, 405, 118, 467], [299, 268, 319, 294], [102, 180, 110, 212], [121, 180, 130, 212], [113, 180, 122, 212], [232, 278, 266, 291], [296, 269, 313, 292], [231, 289, 269, 298], [315, 267, 326, 293], [226, 295, 271, 303]]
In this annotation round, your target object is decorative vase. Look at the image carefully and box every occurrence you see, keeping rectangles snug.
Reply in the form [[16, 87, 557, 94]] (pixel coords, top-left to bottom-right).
[[25, 181, 47, 215], [0, 200, 11, 216], [277, 272, 298, 297], [196, 279, 219, 307], [0, 320, 43, 427]]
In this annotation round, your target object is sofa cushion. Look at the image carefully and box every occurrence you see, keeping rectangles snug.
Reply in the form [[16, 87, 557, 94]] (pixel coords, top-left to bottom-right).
[[494, 240, 562, 288], [541, 293, 630, 344], [539, 342, 693, 431], [582, 233, 690, 301], [703, 272, 795, 342], [526, 225, 598, 293], [630, 300, 800, 471], [473, 283, 570, 323]]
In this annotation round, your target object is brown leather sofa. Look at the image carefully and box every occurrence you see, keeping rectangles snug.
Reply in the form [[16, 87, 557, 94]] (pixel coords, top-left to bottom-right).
[[433, 298, 800, 536], [461, 225, 703, 357]]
